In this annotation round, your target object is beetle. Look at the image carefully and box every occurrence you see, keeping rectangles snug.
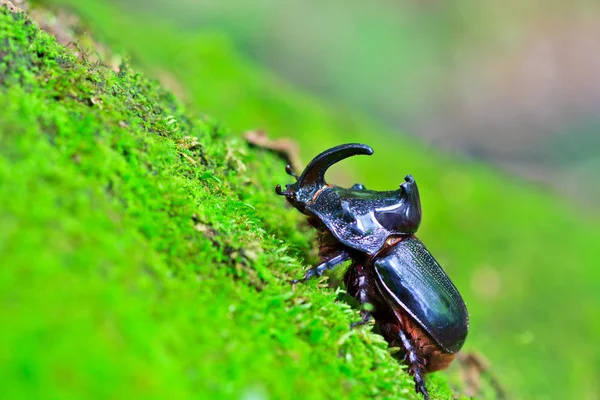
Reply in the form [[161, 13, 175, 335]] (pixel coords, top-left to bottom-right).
[[276, 143, 469, 400]]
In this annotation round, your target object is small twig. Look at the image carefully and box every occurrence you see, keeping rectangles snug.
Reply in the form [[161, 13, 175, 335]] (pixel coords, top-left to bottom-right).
[[244, 130, 301, 172], [457, 352, 507, 399], [179, 151, 197, 165]]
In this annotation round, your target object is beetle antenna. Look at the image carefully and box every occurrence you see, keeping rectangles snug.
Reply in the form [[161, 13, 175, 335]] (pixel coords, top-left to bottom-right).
[[285, 164, 298, 180]]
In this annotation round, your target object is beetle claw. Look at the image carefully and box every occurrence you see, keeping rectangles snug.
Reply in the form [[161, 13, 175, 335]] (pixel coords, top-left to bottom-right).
[[350, 311, 372, 329]]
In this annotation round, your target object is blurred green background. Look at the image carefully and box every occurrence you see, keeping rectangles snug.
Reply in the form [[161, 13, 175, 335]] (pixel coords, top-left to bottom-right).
[[115, 0, 600, 206], [8, 0, 600, 399]]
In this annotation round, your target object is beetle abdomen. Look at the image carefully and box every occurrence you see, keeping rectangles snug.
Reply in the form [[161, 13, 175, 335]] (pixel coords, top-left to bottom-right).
[[374, 236, 469, 354], [397, 309, 456, 372]]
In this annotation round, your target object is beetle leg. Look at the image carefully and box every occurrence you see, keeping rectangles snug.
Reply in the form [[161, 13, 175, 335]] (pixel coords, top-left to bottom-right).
[[290, 252, 350, 284], [349, 266, 374, 328], [350, 309, 372, 328], [398, 330, 430, 400]]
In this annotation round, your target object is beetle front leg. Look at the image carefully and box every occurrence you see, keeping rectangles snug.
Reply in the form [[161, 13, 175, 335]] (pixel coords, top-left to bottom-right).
[[290, 252, 350, 284]]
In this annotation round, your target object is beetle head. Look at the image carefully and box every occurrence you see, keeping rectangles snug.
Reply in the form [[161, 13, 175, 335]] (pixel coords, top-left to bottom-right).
[[276, 143, 374, 212]]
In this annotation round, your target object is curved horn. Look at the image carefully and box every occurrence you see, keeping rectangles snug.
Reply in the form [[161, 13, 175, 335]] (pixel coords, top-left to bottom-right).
[[296, 143, 373, 190]]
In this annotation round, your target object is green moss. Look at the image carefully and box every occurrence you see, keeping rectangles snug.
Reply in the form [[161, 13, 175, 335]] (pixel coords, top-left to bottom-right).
[[0, 8, 458, 399]]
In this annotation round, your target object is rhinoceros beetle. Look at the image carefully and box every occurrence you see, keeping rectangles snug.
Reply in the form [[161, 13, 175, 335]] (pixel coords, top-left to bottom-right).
[[276, 143, 469, 400]]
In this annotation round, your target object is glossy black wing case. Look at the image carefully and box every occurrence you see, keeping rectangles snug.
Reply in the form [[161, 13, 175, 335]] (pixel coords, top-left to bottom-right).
[[373, 236, 469, 353]]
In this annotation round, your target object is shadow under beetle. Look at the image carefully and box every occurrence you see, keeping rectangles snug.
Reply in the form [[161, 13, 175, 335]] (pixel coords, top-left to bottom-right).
[[276, 143, 469, 400]]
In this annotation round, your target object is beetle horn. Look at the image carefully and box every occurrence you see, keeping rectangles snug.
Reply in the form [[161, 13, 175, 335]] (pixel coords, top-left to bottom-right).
[[296, 143, 374, 191]]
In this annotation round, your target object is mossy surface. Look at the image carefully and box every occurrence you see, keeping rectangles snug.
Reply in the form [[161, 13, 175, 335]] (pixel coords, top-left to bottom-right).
[[37, 2, 600, 398], [0, 8, 458, 399]]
